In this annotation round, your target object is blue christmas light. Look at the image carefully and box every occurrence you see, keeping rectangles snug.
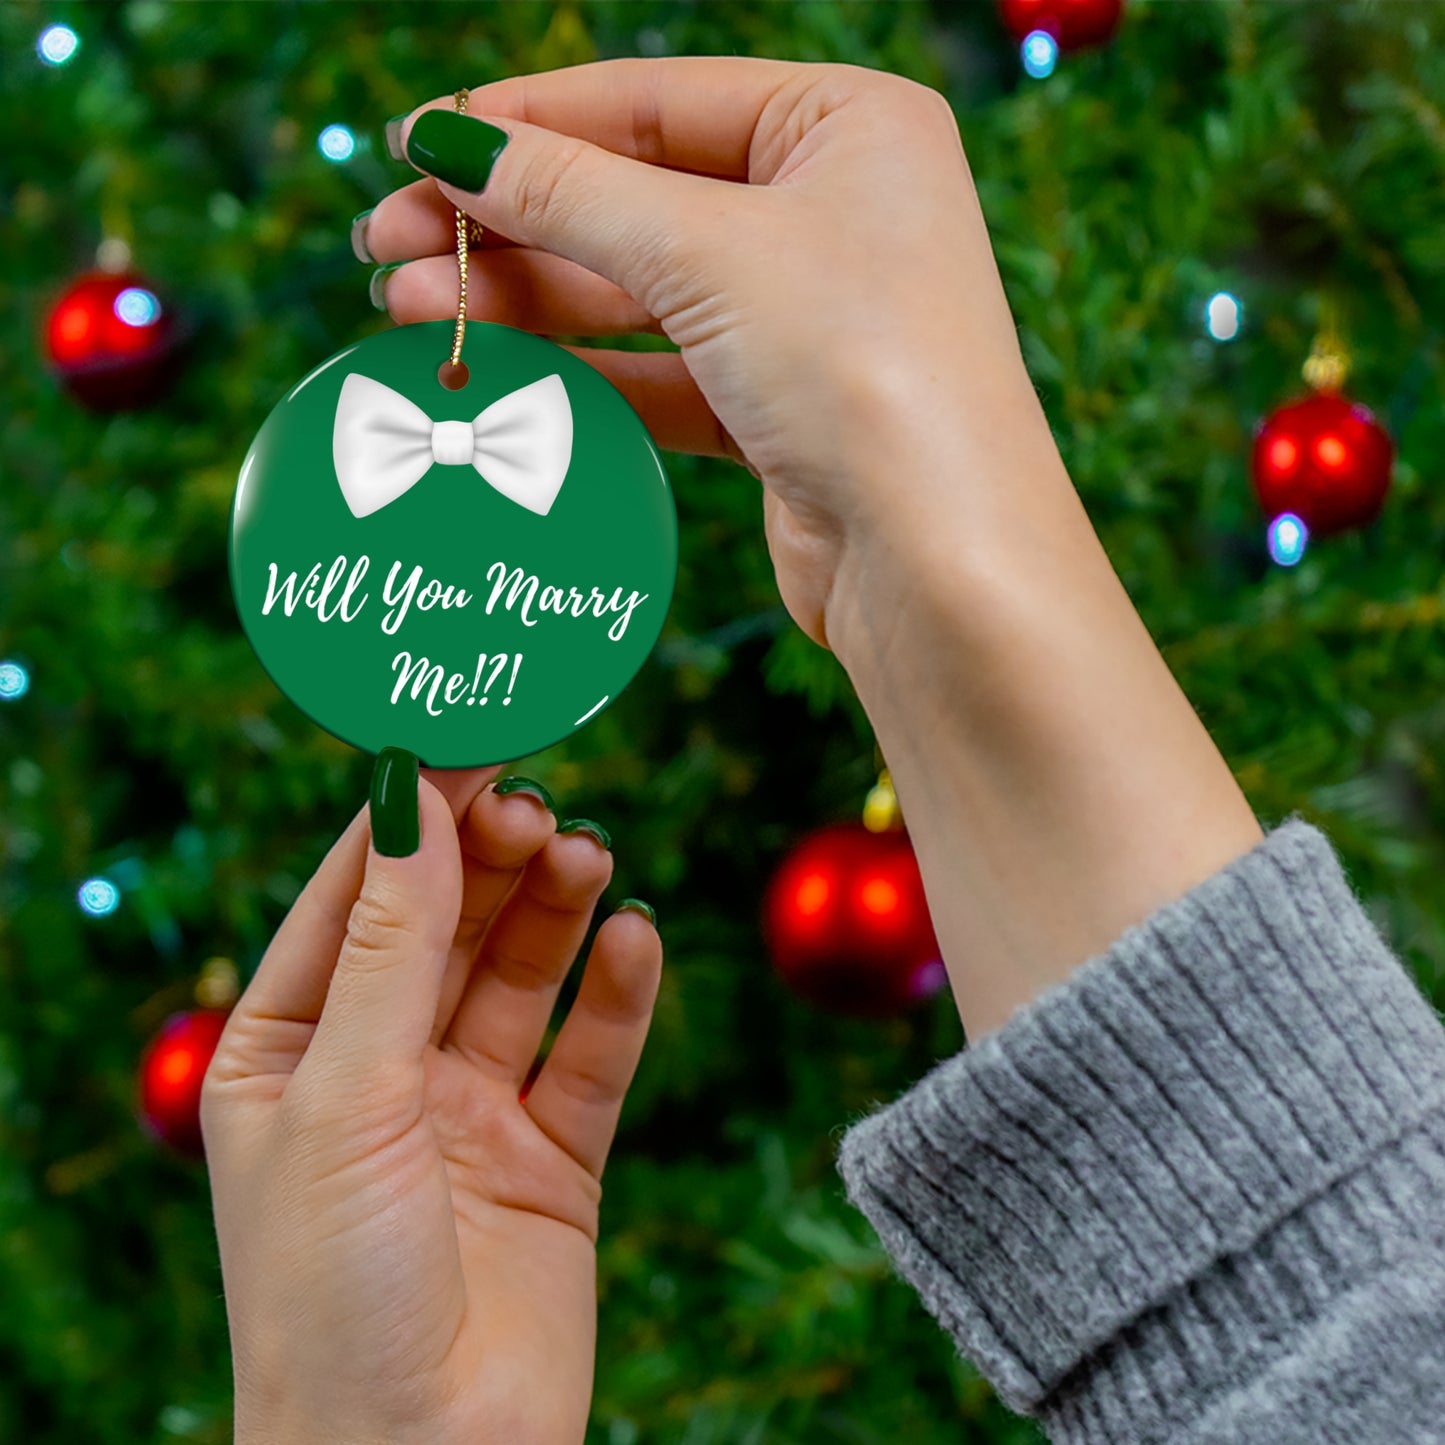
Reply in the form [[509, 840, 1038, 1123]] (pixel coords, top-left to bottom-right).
[[318, 124, 357, 163], [78, 877, 121, 917], [0, 660, 29, 700], [1267, 512, 1308, 567], [114, 287, 161, 328], [1021, 30, 1059, 79], [1205, 291, 1242, 342], [37, 24, 79, 66]]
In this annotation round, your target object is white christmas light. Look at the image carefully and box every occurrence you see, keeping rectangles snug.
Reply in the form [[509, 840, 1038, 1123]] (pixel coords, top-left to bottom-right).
[[0, 660, 29, 700], [115, 287, 161, 327], [38, 24, 79, 66], [1021, 30, 1059, 79], [78, 877, 121, 917], [1205, 291, 1242, 342], [1267, 512, 1308, 567], [318, 124, 357, 163]]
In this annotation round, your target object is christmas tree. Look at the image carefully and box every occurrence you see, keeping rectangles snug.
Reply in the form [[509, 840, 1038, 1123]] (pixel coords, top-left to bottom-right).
[[2, 3, 1443, 1442]]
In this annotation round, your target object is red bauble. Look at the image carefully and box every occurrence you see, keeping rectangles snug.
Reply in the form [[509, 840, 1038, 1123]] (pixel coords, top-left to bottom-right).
[[998, 0, 1124, 49], [763, 823, 944, 1017], [1251, 392, 1393, 537], [44, 270, 181, 410], [137, 1009, 230, 1157]]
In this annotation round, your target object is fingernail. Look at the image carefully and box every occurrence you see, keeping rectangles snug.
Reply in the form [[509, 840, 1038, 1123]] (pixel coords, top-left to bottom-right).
[[369, 262, 403, 311], [493, 775, 555, 811], [404, 110, 510, 192], [370, 747, 420, 857], [384, 114, 408, 161], [617, 898, 656, 926], [558, 818, 611, 851], [350, 208, 375, 263]]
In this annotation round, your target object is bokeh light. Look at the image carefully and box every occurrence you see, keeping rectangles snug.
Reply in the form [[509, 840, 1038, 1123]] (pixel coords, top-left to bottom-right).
[[78, 878, 121, 917], [909, 958, 948, 1001], [318, 124, 356, 162], [1205, 291, 1242, 341], [1021, 30, 1059, 79], [114, 287, 161, 328], [793, 872, 831, 918], [37, 24, 79, 66], [157, 1044, 200, 1088], [859, 876, 900, 918], [1266, 435, 1298, 476], [0, 660, 29, 701], [1267, 512, 1308, 567]]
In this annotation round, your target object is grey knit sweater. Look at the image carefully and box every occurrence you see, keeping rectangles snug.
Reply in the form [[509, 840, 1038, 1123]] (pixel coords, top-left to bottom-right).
[[837, 817, 1445, 1443]]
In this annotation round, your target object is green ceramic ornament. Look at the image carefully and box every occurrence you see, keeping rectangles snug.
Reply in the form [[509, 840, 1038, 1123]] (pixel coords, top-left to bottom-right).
[[230, 320, 677, 766]]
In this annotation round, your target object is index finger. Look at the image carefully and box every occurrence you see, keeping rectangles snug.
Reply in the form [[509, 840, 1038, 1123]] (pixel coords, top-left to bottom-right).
[[420, 763, 504, 824], [405, 55, 809, 181]]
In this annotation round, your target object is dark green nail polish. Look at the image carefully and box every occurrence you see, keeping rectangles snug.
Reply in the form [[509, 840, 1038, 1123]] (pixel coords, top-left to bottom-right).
[[368, 262, 403, 311], [370, 747, 420, 857], [558, 818, 612, 851], [617, 898, 656, 926], [405, 110, 510, 192], [350, 208, 375, 264], [384, 114, 408, 161], [494, 775, 556, 811]]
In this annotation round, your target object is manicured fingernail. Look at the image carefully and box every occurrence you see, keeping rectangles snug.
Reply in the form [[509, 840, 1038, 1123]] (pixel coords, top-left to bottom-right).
[[370, 747, 420, 857], [369, 262, 403, 311], [404, 110, 510, 192], [493, 775, 555, 811], [350, 208, 375, 263], [384, 114, 408, 161], [558, 817, 611, 850], [617, 898, 656, 926]]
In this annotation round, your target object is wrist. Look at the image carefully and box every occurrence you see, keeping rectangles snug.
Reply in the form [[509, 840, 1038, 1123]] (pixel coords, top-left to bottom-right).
[[824, 396, 1080, 682], [824, 416, 1262, 1038]]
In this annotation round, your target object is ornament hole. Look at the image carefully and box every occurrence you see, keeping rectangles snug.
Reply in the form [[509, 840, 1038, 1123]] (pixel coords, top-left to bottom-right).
[[437, 360, 470, 391]]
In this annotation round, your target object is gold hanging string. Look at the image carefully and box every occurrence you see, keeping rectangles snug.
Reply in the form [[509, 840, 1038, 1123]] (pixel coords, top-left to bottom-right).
[[447, 89, 477, 371]]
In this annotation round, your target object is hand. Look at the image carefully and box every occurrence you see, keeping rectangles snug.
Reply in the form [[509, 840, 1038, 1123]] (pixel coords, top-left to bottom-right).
[[202, 764, 661, 1445], [363, 59, 1262, 1040], [361, 56, 1045, 660]]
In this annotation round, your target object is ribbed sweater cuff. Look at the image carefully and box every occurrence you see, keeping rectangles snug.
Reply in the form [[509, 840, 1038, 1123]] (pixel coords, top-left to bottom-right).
[[836, 817, 1445, 1422]]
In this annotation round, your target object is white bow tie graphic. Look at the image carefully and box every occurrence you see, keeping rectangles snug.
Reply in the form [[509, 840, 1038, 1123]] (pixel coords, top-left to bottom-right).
[[332, 372, 573, 519]]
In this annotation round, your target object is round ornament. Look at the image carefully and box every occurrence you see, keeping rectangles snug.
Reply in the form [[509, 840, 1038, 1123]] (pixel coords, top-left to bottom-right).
[[998, 0, 1124, 50], [763, 822, 945, 1017], [137, 1008, 231, 1157], [230, 320, 677, 767], [1251, 391, 1393, 537], [45, 269, 181, 410]]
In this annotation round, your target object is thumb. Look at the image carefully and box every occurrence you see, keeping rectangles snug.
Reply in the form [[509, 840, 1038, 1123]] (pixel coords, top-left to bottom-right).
[[303, 751, 463, 1088], [398, 106, 732, 314]]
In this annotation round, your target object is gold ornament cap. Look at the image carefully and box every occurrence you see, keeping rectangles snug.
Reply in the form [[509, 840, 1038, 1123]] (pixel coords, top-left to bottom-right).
[[194, 956, 240, 1010], [863, 767, 902, 832], [1303, 298, 1350, 393]]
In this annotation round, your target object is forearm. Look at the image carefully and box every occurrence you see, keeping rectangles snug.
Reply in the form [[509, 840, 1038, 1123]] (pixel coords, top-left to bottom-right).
[[827, 388, 1262, 1039]]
